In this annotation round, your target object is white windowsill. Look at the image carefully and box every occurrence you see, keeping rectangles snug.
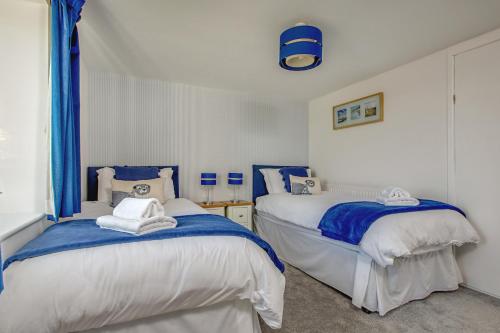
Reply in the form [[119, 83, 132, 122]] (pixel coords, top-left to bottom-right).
[[0, 213, 46, 242]]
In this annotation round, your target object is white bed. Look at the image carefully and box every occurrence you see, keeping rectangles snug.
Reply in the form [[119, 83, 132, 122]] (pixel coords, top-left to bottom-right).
[[0, 199, 285, 333], [254, 189, 479, 315]]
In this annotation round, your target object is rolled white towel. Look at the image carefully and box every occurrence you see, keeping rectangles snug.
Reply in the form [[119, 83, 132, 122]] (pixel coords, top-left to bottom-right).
[[377, 186, 419, 206], [379, 187, 411, 200], [113, 198, 164, 220], [96, 215, 177, 235]]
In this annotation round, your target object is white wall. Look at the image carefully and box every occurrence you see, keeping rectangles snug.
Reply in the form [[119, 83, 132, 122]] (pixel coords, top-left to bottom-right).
[[309, 51, 449, 200], [0, 0, 48, 214], [83, 72, 308, 202]]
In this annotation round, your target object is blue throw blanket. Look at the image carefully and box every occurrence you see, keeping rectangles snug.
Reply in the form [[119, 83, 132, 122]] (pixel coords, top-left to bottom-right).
[[318, 199, 466, 245], [1, 214, 284, 292]]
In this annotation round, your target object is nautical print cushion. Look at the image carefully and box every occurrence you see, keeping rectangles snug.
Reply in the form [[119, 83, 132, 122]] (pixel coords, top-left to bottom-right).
[[290, 176, 321, 195], [111, 178, 166, 207]]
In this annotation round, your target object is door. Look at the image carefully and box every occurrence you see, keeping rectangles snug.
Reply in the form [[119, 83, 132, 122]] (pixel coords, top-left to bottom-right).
[[454, 38, 500, 297]]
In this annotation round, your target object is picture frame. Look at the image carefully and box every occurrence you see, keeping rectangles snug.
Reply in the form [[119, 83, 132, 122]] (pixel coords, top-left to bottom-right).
[[332, 92, 384, 130]]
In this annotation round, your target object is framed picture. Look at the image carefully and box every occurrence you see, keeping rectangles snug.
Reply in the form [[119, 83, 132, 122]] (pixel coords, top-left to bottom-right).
[[333, 92, 384, 130]]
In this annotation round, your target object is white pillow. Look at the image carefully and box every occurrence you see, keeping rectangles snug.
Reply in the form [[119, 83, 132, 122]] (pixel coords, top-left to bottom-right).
[[159, 168, 176, 200], [260, 168, 313, 194], [260, 169, 286, 194], [96, 167, 115, 204]]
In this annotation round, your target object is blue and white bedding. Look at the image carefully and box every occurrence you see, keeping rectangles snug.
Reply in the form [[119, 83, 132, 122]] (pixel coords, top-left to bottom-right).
[[255, 192, 479, 267], [4, 215, 283, 273], [318, 199, 466, 245], [0, 199, 285, 333]]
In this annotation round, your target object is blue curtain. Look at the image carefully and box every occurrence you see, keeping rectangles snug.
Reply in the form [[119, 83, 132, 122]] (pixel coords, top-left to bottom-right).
[[50, 0, 86, 221]]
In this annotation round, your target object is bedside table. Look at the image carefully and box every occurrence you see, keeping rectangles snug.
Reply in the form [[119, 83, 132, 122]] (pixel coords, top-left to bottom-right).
[[197, 201, 226, 217], [196, 201, 254, 230], [225, 201, 254, 231]]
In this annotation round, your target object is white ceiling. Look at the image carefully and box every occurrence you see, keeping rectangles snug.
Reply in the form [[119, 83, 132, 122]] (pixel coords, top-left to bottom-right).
[[80, 0, 500, 102]]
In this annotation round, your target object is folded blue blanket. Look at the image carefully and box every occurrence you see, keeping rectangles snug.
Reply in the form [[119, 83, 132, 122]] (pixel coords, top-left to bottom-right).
[[2, 214, 284, 292], [318, 199, 466, 245]]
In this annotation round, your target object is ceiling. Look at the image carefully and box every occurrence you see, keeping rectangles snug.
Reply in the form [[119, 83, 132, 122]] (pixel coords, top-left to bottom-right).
[[79, 0, 500, 102]]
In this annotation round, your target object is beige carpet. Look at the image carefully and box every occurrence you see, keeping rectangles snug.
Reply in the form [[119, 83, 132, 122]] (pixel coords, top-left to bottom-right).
[[261, 264, 500, 333]]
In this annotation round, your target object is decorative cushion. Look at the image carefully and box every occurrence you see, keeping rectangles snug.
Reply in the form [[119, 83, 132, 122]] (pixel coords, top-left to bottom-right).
[[290, 176, 322, 195], [114, 166, 160, 181], [111, 178, 166, 207], [159, 168, 176, 200], [279, 167, 309, 192], [259, 169, 287, 194], [96, 167, 115, 204]]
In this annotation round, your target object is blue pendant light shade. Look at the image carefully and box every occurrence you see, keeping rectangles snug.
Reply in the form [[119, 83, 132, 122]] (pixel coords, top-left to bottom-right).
[[201, 173, 217, 186], [279, 24, 322, 71]]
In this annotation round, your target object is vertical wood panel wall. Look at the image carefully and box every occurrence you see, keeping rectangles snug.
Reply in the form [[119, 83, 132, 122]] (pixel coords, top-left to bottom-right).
[[83, 72, 308, 201]]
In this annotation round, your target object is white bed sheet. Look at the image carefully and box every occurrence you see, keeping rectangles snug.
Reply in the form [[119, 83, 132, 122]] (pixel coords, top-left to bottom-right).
[[256, 193, 479, 267], [255, 212, 463, 315], [0, 200, 285, 333], [163, 198, 209, 216], [255, 192, 345, 230], [85, 299, 261, 333], [68, 198, 208, 221]]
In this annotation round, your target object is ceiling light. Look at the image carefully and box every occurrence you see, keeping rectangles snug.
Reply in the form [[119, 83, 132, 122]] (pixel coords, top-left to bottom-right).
[[279, 22, 322, 71]]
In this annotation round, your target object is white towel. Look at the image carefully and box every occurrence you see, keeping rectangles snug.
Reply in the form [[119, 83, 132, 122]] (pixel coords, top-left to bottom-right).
[[376, 197, 420, 206], [380, 187, 411, 199], [377, 186, 420, 206], [96, 215, 177, 235], [113, 198, 165, 221]]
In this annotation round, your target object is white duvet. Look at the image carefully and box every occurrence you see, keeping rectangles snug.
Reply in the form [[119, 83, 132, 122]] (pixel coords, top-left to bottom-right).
[[0, 200, 285, 332], [256, 192, 479, 267]]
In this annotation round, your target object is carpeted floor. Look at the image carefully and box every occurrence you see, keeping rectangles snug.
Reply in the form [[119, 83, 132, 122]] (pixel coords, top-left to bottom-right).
[[260, 264, 500, 333]]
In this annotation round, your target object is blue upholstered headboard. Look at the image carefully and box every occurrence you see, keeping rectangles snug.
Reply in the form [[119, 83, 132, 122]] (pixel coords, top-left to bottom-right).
[[87, 166, 180, 201], [252, 164, 308, 203]]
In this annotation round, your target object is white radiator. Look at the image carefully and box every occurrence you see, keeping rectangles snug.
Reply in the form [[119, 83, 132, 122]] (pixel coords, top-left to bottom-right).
[[325, 183, 382, 201]]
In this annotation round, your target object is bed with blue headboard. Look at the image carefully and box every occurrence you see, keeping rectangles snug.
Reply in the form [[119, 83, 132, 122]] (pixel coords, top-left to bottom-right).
[[252, 164, 308, 202], [3, 164, 287, 332], [87, 165, 180, 201], [251, 163, 479, 316]]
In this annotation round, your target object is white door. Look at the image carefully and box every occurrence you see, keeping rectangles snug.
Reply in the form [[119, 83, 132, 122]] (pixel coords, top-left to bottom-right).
[[454, 38, 500, 297]]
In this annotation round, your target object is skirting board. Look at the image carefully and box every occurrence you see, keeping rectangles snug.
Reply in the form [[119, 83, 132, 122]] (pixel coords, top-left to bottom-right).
[[461, 283, 500, 300]]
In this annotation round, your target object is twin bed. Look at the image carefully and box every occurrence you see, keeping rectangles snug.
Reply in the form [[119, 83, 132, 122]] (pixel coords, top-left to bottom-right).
[[0, 164, 479, 332], [252, 164, 479, 315], [0, 166, 285, 333]]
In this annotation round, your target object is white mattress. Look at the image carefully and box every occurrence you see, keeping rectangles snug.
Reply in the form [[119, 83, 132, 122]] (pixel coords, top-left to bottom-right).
[[256, 192, 479, 267]]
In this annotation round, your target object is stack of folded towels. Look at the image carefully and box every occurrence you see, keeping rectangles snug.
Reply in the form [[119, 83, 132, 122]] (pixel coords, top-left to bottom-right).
[[97, 198, 177, 235], [376, 186, 420, 206]]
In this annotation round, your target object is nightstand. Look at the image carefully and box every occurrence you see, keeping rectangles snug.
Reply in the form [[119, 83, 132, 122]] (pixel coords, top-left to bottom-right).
[[197, 201, 226, 217], [225, 201, 254, 230], [196, 201, 254, 230]]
